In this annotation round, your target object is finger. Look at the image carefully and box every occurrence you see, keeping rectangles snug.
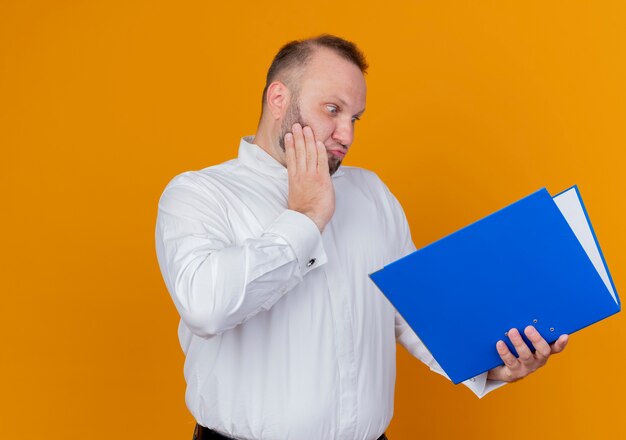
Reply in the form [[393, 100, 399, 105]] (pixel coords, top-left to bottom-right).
[[507, 328, 533, 363], [496, 340, 520, 370], [524, 325, 551, 362], [551, 334, 569, 354], [284, 132, 296, 175], [302, 126, 317, 173], [292, 123, 306, 172], [317, 140, 329, 174]]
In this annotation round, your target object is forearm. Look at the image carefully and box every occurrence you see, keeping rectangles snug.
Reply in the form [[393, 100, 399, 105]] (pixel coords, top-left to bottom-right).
[[395, 312, 506, 398]]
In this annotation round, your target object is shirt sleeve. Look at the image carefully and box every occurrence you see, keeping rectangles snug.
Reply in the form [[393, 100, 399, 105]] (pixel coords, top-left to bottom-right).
[[155, 180, 327, 338], [395, 312, 507, 398]]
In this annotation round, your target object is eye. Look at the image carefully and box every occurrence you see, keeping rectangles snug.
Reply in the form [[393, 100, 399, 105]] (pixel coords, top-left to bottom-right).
[[326, 104, 339, 114], [351, 116, 361, 124]]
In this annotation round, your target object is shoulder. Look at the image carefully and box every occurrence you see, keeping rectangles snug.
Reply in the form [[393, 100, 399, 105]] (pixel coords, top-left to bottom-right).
[[338, 165, 394, 198], [339, 165, 408, 218], [339, 165, 387, 187], [157, 158, 243, 215], [163, 159, 240, 192]]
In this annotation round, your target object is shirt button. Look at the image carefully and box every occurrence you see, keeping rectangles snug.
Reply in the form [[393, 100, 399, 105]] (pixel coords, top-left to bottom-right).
[[306, 258, 316, 268]]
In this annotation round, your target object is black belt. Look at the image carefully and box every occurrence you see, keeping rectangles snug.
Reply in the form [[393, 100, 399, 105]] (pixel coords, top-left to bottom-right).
[[193, 423, 388, 439]]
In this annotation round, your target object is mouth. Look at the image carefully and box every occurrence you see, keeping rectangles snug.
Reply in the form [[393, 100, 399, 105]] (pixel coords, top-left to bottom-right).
[[327, 149, 346, 159]]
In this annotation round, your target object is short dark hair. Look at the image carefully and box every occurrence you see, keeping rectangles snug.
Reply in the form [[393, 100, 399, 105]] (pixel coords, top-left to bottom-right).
[[261, 34, 368, 108]]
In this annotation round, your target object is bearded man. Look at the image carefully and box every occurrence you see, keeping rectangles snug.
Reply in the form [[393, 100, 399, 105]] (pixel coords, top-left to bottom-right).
[[155, 35, 568, 440]]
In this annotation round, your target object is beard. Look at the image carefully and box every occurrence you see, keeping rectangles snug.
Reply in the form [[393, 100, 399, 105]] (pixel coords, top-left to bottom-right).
[[278, 99, 342, 176]]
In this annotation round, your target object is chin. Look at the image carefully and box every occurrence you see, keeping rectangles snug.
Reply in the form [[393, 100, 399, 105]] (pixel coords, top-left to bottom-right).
[[329, 159, 342, 176]]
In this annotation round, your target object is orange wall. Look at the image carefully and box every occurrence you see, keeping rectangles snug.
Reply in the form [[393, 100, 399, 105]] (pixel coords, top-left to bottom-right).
[[2, 1, 625, 438]]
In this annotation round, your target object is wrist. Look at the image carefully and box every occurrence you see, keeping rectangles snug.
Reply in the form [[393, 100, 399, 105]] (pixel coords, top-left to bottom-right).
[[304, 212, 326, 232]]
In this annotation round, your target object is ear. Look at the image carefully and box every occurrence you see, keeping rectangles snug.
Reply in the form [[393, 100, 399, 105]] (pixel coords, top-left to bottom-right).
[[265, 80, 291, 120]]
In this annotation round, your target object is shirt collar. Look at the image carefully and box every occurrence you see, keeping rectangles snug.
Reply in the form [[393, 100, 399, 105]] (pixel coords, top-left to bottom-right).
[[238, 136, 344, 178]]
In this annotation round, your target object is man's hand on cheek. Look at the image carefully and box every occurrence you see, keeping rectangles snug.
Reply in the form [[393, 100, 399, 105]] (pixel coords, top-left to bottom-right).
[[284, 123, 335, 232]]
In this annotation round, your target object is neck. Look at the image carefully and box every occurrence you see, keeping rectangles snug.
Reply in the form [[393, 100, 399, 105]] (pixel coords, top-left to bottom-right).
[[253, 119, 285, 167]]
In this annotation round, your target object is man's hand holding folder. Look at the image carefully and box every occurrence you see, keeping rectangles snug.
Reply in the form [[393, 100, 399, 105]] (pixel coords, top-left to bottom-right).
[[487, 326, 569, 382]]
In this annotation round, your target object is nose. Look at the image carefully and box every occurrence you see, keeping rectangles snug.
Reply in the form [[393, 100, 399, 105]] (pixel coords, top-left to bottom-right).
[[331, 117, 354, 149]]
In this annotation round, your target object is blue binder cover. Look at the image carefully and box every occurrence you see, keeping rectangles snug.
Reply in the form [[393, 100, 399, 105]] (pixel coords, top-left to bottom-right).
[[369, 186, 620, 384]]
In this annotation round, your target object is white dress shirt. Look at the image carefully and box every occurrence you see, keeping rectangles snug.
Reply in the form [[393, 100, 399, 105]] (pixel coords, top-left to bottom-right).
[[155, 137, 504, 440]]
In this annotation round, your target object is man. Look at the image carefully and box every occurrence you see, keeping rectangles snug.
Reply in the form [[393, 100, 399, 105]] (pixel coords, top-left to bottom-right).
[[155, 35, 568, 440]]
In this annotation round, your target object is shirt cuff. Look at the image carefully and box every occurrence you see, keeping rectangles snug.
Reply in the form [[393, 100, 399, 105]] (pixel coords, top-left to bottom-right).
[[263, 209, 328, 276], [462, 372, 507, 398]]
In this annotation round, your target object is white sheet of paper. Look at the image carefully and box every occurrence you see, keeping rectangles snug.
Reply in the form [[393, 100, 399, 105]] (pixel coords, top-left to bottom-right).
[[553, 188, 617, 304]]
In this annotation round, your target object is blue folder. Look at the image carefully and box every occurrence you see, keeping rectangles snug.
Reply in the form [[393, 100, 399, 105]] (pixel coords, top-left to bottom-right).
[[369, 186, 620, 384]]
